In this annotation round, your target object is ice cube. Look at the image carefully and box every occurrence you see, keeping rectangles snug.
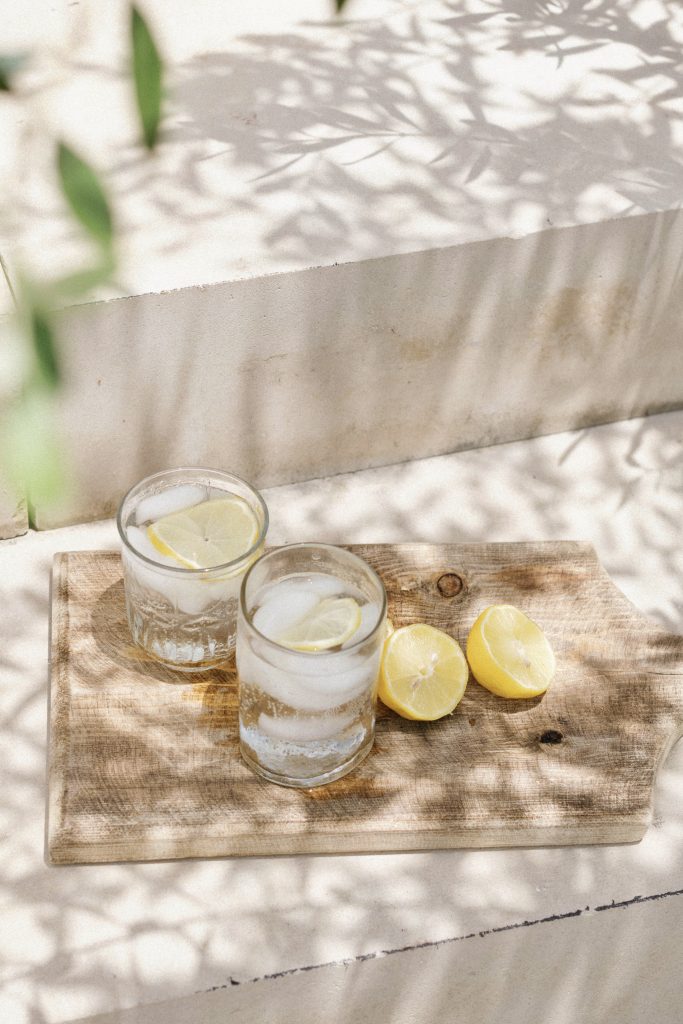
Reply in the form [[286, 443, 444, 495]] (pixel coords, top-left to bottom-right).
[[239, 642, 341, 711], [173, 576, 237, 615], [305, 573, 348, 598], [255, 574, 346, 607], [252, 585, 320, 641], [122, 548, 171, 597], [342, 602, 382, 648], [123, 547, 236, 614], [297, 651, 380, 701], [257, 710, 356, 743], [125, 526, 179, 566], [134, 484, 207, 526], [208, 486, 235, 502]]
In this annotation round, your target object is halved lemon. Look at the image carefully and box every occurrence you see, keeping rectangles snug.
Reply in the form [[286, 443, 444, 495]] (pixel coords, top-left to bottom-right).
[[466, 604, 555, 698], [147, 496, 260, 569], [379, 624, 469, 721], [276, 597, 362, 652]]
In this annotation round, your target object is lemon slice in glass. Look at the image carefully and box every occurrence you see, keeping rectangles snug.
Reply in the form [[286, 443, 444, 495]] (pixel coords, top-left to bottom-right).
[[147, 496, 260, 569], [275, 597, 362, 652], [466, 604, 555, 698], [379, 624, 469, 721]]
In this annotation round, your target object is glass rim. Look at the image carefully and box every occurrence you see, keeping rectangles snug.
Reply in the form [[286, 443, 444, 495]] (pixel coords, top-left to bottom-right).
[[239, 542, 388, 659], [116, 466, 270, 576]]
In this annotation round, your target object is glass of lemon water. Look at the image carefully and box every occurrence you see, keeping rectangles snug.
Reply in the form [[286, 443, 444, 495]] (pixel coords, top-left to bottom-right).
[[117, 467, 268, 671], [237, 543, 387, 787]]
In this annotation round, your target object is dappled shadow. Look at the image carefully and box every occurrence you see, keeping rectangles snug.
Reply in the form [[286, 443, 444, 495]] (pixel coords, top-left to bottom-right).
[[140, 0, 683, 264], [6, 0, 683, 529], [3, 1, 683, 1019], [13, 0, 683, 279], [2, 409, 683, 1019]]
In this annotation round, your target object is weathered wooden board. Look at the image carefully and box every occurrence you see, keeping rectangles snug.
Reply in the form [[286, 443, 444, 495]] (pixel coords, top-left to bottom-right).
[[47, 544, 683, 864]]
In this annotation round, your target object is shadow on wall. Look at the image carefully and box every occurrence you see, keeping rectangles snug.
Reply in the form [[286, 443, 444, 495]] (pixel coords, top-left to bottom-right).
[[68, 0, 683, 480], [10, 0, 683, 529], [66, 204, 683, 518]]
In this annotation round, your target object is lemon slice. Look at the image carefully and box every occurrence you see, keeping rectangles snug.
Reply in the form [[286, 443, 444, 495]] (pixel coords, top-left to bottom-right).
[[275, 597, 362, 651], [466, 604, 555, 698], [379, 624, 469, 721], [147, 496, 260, 569]]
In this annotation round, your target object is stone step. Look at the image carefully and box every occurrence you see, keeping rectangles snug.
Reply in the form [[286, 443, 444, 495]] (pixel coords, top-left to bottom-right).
[[1, 0, 682, 530]]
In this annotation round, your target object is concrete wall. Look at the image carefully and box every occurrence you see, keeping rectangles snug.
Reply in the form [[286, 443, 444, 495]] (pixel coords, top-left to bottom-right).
[[39, 207, 683, 529], [0, 261, 28, 538], [1, 0, 682, 529]]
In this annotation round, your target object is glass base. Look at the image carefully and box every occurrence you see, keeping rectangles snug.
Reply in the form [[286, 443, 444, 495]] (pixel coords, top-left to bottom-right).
[[147, 655, 230, 674], [129, 627, 236, 673], [239, 735, 374, 789]]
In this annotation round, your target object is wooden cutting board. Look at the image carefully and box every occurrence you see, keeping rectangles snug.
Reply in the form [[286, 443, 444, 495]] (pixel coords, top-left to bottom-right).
[[46, 543, 683, 865]]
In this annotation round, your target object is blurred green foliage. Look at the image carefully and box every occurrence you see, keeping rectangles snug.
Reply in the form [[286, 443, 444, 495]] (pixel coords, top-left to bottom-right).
[[0, 53, 28, 92], [3, 2, 345, 523], [27, 303, 60, 390], [57, 143, 114, 250], [132, 5, 163, 150], [0, 4, 164, 523]]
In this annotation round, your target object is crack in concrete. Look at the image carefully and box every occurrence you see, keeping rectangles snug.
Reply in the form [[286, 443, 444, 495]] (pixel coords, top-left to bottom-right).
[[199, 886, 683, 995]]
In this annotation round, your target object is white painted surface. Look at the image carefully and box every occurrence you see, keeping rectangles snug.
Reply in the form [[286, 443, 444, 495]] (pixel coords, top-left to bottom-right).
[[1, 1, 683, 527], [1, 411, 682, 1023]]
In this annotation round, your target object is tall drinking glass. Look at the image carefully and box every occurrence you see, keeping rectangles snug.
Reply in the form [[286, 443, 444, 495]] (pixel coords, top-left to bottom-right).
[[117, 467, 268, 671], [237, 543, 387, 787]]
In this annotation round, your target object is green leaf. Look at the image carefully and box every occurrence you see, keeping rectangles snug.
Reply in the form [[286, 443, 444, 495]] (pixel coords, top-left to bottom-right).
[[29, 306, 60, 388], [0, 53, 28, 91], [57, 143, 113, 249], [131, 5, 163, 150], [335, 0, 350, 12], [55, 252, 116, 299], [3, 389, 69, 509]]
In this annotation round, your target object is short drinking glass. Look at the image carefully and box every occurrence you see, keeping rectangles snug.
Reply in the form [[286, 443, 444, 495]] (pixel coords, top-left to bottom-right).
[[117, 467, 268, 671], [237, 543, 387, 787]]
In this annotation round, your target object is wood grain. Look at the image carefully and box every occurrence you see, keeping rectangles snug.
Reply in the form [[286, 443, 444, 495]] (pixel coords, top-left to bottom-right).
[[47, 543, 683, 864]]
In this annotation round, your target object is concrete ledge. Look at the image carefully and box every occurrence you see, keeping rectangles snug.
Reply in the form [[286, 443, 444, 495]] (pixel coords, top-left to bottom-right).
[[2, 0, 683, 527], [40, 206, 683, 528], [65, 886, 683, 1024]]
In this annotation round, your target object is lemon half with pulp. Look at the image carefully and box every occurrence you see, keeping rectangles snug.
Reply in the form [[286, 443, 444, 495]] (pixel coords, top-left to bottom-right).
[[466, 604, 555, 698], [147, 496, 260, 569], [379, 623, 469, 721], [275, 597, 362, 652]]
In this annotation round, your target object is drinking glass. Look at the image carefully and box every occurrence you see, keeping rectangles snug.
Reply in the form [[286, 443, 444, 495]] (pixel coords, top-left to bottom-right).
[[237, 543, 387, 787], [117, 467, 268, 671]]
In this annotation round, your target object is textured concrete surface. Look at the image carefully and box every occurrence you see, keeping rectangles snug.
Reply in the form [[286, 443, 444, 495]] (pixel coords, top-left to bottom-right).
[[3, 0, 683, 293], [29, 206, 683, 530], [1, 411, 682, 1023], [2, 1, 683, 528]]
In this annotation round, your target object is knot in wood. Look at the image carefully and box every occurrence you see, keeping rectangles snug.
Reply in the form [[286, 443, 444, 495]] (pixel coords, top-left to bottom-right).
[[436, 572, 463, 598], [539, 730, 563, 745]]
